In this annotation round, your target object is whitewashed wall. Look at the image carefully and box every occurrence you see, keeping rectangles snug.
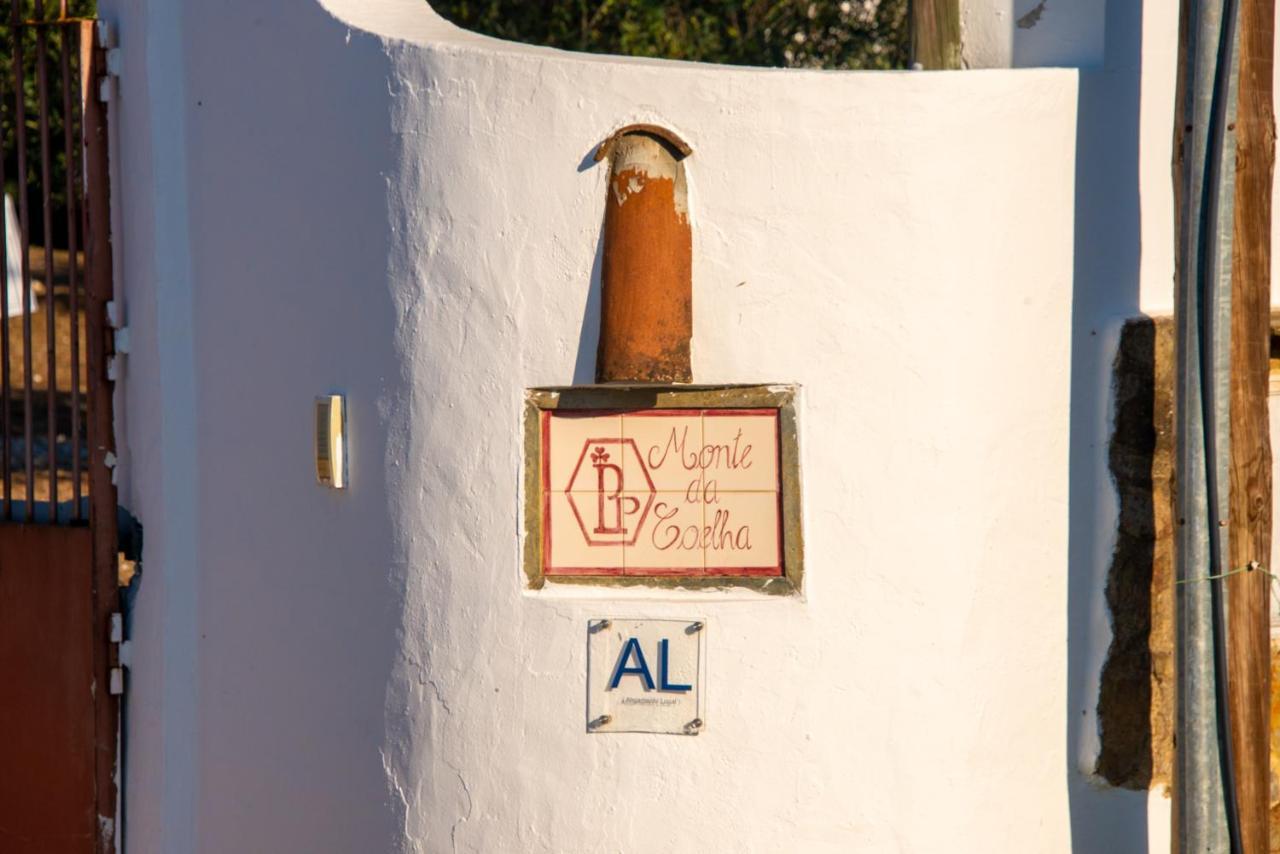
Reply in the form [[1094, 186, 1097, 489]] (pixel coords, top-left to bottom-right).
[[97, 0, 1201, 850]]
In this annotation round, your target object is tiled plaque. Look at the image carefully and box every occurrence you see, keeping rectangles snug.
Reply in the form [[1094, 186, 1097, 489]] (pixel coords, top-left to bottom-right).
[[524, 386, 801, 591]]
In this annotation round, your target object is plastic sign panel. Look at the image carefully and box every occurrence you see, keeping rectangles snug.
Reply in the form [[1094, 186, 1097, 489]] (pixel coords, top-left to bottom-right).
[[587, 618, 705, 735], [542, 408, 782, 576]]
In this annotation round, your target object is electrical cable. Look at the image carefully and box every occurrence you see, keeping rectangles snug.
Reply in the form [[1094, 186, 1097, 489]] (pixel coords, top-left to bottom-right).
[[1196, 0, 1243, 847]]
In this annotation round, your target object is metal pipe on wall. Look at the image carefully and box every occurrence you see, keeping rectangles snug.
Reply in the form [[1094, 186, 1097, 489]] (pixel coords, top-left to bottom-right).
[[1174, 0, 1242, 848]]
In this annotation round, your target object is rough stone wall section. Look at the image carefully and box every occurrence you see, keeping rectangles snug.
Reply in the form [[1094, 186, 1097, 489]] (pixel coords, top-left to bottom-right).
[[1096, 315, 1175, 789], [1099, 317, 1280, 844]]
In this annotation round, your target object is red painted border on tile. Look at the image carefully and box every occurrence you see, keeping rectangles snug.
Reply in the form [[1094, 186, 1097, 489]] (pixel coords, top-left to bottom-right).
[[541, 407, 785, 579], [702, 566, 782, 576], [541, 411, 553, 575], [547, 565, 620, 576], [613, 408, 702, 416], [623, 563, 698, 577], [701, 408, 776, 417]]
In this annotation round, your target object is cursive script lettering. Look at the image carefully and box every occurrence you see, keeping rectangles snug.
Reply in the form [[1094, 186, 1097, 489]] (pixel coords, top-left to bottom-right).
[[647, 425, 754, 473], [651, 503, 752, 552]]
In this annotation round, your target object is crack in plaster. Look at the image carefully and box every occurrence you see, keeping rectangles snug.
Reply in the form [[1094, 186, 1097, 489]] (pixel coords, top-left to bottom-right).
[[402, 659, 475, 852], [381, 748, 412, 842], [449, 767, 474, 854], [420, 673, 453, 716]]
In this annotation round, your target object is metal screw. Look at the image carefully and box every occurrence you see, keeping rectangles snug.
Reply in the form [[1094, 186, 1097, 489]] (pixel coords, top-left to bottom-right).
[[591, 619, 611, 633], [588, 714, 611, 730], [687, 621, 703, 633], [685, 718, 703, 733]]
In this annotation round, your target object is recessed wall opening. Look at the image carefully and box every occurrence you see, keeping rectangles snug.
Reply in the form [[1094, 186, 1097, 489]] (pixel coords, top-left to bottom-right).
[[426, 0, 909, 69]]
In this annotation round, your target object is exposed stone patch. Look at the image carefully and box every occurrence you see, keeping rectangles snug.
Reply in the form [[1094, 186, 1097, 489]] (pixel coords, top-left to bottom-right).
[[1097, 317, 1280, 831], [1096, 316, 1175, 789]]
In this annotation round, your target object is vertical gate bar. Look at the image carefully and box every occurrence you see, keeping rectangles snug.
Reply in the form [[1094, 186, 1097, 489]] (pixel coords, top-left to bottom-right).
[[76, 21, 88, 517], [35, 1, 58, 515], [62, 21, 80, 520], [13, 5, 32, 519], [82, 25, 119, 850], [0, 16, 10, 519]]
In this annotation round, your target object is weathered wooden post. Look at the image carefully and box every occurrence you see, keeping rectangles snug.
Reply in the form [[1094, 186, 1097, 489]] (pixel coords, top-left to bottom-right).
[[593, 125, 693, 384], [1174, 0, 1273, 848], [1226, 0, 1274, 849], [911, 0, 962, 70]]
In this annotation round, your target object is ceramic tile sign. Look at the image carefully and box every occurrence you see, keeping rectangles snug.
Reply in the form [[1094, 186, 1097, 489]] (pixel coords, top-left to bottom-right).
[[587, 618, 705, 735], [541, 408, 782, 576]]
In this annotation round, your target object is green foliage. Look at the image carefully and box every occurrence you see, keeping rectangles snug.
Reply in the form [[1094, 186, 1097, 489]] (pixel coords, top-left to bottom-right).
[[0, 1, 97, 247], [432, 0, 908, 70]]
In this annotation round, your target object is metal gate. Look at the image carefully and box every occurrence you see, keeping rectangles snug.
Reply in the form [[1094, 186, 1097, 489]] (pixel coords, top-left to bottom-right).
[[0, 4, 118, 853]]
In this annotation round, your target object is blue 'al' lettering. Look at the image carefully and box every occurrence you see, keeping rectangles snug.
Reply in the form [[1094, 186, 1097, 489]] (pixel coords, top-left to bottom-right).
[[658, 639, 692, 692], [608, 637, 655, 690]]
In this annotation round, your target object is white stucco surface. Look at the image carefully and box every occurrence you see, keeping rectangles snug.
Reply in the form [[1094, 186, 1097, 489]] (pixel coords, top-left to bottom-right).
[[96, 0, 1219, 851], [963, 0, 1014, 68]]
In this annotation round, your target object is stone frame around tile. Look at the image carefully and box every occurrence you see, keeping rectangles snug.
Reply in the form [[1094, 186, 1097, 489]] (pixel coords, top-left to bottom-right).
[[523, 384, 803, 595]]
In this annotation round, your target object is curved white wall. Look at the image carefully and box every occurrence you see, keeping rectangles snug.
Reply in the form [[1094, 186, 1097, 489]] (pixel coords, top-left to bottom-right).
[[99, 0, 1179, 851], [381, 33, 1077, 854]]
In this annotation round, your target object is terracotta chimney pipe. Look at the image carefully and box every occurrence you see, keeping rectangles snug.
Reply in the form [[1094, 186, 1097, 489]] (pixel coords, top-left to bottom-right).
[[594, 125, 693, 384]]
